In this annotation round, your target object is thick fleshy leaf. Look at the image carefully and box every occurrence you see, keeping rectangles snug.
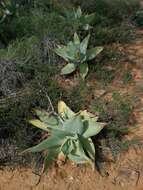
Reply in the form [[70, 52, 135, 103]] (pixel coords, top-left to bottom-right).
[[80, 110, 98, 121], [29, 119, 63, 132], [44, 148, 60, 172], [83, 24, 90, 31], [87, 47, 103, 61], [63, 115, 85, 135], [67, 41, 79, 61], [68, 154, 88, 164], [24, 136, 66, 153], [83, 119, 105, 138], [68, 139, 90, 164], [61, 63, 76, 75], [80, 137, 95, 161], [61, 139, 74, 156], [35, 110, 59, 126], [74, 33, 80, 45], [52, 130, 73, 139], [80, 34, 90, 55], [85, 13, 95, 24], [79, 63, 89, 79], [54, 46, 69, 61], [76, 6, 82, 18], [29, 119, 49, 132], [58, 101, 75, 119]]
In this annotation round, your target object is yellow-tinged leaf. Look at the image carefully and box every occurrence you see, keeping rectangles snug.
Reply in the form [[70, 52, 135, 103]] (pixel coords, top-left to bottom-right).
[[58, 101, 75, 119], [29, 119, 49, 132], [80, 110, 98, 121], [58, 101, 66, 114]]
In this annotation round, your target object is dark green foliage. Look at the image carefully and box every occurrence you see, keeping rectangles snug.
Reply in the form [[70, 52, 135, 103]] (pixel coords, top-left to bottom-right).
[[59, 0, 140, 22], [93, 92, 134, 160], [123, 70, 133, 83], [93, 0, 140, 23], [0, 73, 64, 166], [88, 49, 119, 85], [65, 82, 89, 112], [0, 0, 141, 45], [133, 10, 143, 27], [94, 68, 115, 85], [91, 25, 134, 46]]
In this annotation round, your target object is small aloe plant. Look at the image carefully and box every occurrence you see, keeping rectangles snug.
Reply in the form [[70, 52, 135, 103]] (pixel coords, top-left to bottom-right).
[[63, 6, 95, 31], [54, 33, 103, 79], [24, 101, 106, 171], [0, 0, 18, 23]]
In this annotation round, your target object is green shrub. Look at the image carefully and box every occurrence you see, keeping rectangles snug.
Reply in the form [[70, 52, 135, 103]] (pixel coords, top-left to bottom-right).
[[0, 71, 64, 166], [134, 10, 143, 27], [91, 25, 134, 46], [93, 92, 134, 159]]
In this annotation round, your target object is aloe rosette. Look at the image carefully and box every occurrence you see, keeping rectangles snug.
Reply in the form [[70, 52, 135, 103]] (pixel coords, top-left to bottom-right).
[[0, 0, 18, 23], [24, 101, 106, 171], [63, 6, 95, 31], [54, 33, 103, 79]]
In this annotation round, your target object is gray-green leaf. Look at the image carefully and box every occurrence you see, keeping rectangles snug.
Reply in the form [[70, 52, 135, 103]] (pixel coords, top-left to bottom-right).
[[63, 115, 85, 135], [79, 63, 89, 79], [68, 139, 90, 163], [79, 136, 95, 161], [83, 119, 105, 138], [24, 136, 66, 153], [54, 46, 69, 61], [44, 147, 60, 172], [35, 110, 60, 126], [80, 34, 90, 55], [61, 63, 76, 75], [74, 33, 80, 45], [87, 47, 103, 61]]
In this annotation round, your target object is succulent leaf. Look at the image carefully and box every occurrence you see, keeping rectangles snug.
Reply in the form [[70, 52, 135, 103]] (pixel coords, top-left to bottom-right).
[[35, 110, 60, 126], [61, 139, 74, 156], [80, 110, 98, 121], [58, 101, 75, 119], [68, 139, 90, 164], [74, 32, 80, 45], [24, 136, 65, 153], [61, 63, 76, 75], [79, 62, 89, 79], [83, 119, 105, 138], [44, 148, 60, 172], [29, 119, 63, 132], [63, 115, 85, 135], [80, 34, 90, 55], [29, 119, 49, 132], [85, 13, 95, 24], [79, 136, 95, 162], [76, 6, 82, 18], [54, 46, 71, 61], [87, 47, 103, 61]]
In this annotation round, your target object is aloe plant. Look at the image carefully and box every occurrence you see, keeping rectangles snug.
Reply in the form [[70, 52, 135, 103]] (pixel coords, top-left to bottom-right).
[[24, 101, 106, 171], [0, 0, 18, 23], [63, 6, 95, 31], [54, 33, 103, 79]]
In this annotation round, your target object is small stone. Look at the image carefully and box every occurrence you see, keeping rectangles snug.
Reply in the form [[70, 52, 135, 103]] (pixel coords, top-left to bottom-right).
[[94, 89, 106, 98], [27, 173, 40, 186], [120, 182, 125, 187], [69, 176, 74, 181]]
